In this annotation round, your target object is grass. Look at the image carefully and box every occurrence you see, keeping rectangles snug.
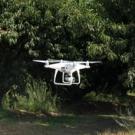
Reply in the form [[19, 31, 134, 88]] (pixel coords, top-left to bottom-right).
[[0, 108, 133, 135]]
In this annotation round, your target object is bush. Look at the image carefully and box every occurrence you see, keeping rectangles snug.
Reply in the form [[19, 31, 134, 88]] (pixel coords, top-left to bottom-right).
[[83, 91, 119, 103], [2, 79, 58, 113]]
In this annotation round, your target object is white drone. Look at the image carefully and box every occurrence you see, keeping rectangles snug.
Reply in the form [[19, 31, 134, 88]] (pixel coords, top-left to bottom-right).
[[33, 59, 102, 86]]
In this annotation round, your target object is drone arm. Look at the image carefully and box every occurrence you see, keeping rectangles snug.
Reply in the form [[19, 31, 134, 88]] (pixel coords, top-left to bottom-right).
[[46, 63, 65, 70], [76, 64, 90, 71]]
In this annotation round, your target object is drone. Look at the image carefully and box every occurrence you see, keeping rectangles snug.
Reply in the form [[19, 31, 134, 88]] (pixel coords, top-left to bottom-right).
[[33, 59, 102, 86]]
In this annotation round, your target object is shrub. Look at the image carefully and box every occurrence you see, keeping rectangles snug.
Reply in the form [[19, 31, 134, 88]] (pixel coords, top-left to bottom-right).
[[2, 79, 58, 113]]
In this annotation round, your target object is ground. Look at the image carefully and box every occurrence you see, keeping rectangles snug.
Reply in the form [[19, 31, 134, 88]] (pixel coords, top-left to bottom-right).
[[0, 114, 122, 135], [0, 107, 127, 135]]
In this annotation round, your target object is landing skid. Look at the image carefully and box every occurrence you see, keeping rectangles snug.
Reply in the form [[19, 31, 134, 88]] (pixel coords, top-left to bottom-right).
[[54, 70, 80, 85]]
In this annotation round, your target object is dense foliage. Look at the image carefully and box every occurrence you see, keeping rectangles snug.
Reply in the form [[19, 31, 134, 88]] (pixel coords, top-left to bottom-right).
[[0, 0, 134, 107]]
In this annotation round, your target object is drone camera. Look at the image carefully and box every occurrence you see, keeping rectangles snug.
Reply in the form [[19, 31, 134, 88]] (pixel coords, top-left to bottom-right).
[[64, 76, 75, 83]]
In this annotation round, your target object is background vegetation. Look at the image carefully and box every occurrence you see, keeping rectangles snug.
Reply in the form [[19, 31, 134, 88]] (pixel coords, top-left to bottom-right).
[[0, 0, 134, 113]]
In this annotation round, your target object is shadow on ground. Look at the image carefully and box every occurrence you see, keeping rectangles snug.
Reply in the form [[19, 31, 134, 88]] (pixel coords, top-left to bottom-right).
[[0, 107, 126, 135]]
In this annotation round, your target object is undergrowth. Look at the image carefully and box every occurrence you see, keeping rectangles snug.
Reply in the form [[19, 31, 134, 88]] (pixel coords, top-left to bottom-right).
[[2, 79, 58, 114]]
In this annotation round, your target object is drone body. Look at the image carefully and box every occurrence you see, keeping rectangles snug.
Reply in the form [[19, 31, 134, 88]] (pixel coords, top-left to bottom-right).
[[33, 59, 101, 86]]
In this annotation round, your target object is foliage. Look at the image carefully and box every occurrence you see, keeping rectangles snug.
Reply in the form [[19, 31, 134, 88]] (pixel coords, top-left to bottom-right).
[[84, 91, 120, 103], [0, 0, 135, 105], [2, 79, 58, 113]]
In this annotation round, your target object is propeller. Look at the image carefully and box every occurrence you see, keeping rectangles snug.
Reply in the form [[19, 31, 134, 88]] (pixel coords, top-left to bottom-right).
[[33, 59, 70, 63], [33, 59, 102, 64], [88, 61, 102, 64], [48, 59, 70, 63], [75, 61, 102, 64], [33, 60, 49, 64]]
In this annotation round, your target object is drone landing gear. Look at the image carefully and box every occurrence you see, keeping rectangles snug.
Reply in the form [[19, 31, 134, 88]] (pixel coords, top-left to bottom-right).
[[54, 70, 80, 85]]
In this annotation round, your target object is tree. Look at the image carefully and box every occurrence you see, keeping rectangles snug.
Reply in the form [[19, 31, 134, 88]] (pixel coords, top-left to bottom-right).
[[0, 0, 134, 106]]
